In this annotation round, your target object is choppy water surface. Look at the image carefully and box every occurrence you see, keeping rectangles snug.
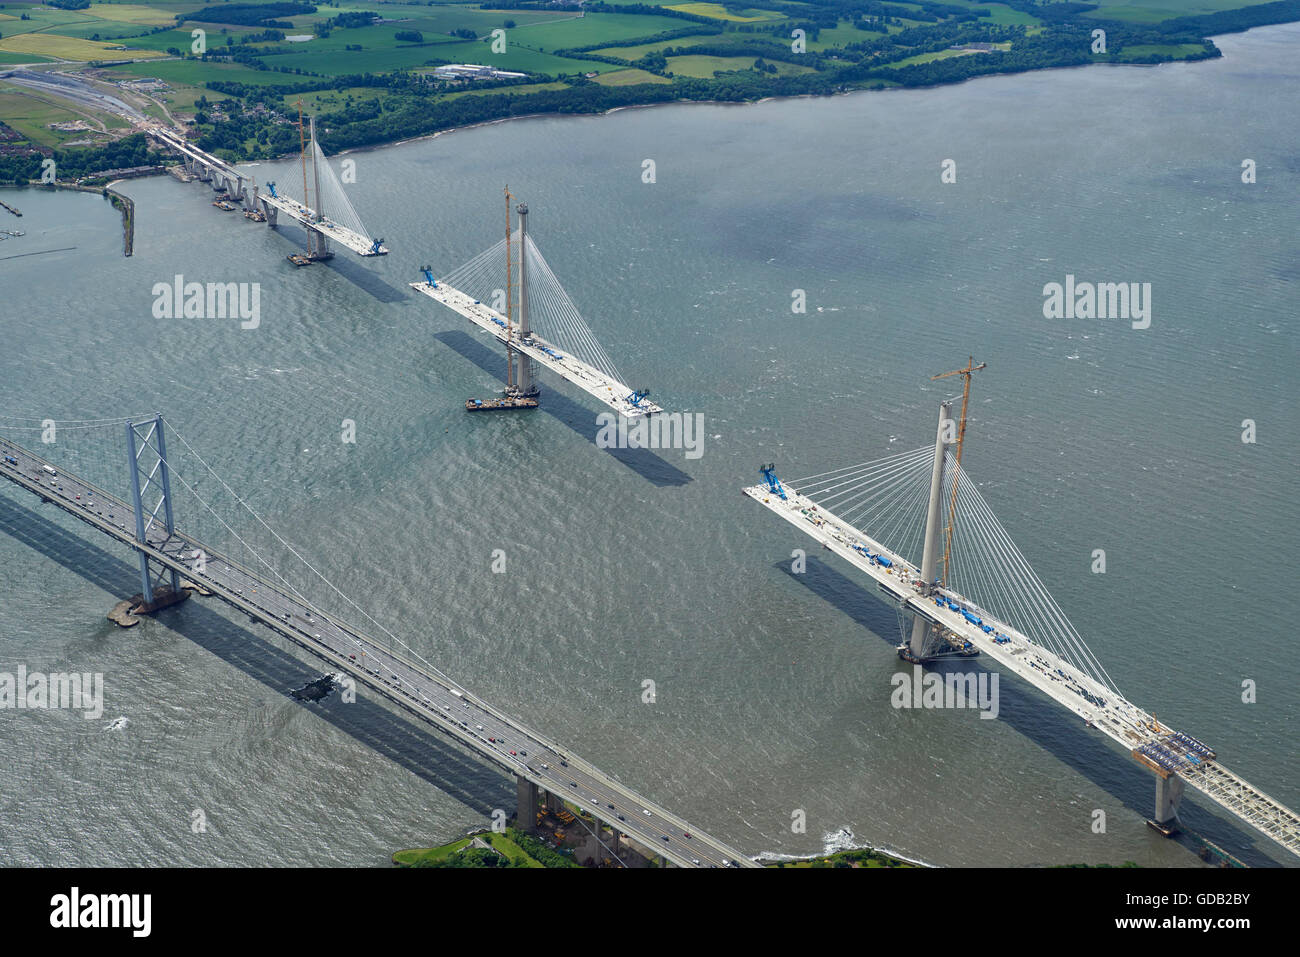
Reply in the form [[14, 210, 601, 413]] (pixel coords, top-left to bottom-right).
[[1, 23, 1297, 867]]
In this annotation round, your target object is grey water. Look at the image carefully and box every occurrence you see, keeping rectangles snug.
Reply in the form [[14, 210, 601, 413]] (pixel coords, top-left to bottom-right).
[[1, 22, 1297, 867]]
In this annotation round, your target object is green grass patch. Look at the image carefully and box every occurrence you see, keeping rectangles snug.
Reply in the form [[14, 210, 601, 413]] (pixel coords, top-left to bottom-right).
[[766, 847, 918, 868], [393, 836, 473, 866], [393, 829, 577, 868]]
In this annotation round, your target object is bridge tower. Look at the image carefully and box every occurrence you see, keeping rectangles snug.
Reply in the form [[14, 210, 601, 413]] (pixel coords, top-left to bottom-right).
[[514, 201, 538, 398], [907, 399, 952, 660], [305, 115, 330, 261], [124, 415, 183, 611]]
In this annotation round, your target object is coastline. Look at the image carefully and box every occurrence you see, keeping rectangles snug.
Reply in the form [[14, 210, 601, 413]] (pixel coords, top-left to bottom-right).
[[256, 48, 1250, 163]]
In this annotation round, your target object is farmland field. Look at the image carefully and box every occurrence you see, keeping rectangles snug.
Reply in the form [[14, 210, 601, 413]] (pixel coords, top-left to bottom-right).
[[665, 3, 784, 21], [665, 54, 816, 77], [0, 0, 1290, 181], [592, 67, 673, 85], [0, 33, 167, 60]]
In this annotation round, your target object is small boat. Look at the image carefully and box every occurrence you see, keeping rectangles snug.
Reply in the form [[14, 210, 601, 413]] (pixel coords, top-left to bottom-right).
[[287, 253, 312, 267]]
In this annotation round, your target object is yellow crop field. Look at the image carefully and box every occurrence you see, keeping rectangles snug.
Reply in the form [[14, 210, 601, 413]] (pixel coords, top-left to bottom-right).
[[85, 4, 181, 26], [0, 33, 167, 61]]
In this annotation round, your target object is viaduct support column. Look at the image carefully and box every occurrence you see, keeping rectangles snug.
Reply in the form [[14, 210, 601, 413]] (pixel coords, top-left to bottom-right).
[[516, 775, 539, 834]]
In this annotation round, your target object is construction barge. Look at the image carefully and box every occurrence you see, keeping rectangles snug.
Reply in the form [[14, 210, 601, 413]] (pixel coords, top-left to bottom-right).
[[466, 395, 539, 411]]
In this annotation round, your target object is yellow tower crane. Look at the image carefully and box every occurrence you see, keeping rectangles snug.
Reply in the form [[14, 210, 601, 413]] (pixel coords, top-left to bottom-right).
[[932, 356, 986, 586]]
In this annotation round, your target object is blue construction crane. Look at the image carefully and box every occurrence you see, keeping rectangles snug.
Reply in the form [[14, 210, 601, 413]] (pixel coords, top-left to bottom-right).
[[420, 265, 438, 288], [370, 237, 385, 255], [266, 180, 278, 198], [626, 388, 650, 408], [759, 463, 787, 500]]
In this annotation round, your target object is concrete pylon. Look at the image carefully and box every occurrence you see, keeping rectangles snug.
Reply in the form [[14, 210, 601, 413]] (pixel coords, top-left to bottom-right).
[[517, 775, 539, 833], [908, 399, 953, 658], [1154, 773, 1184, 827], [515, 202, 536, 396]]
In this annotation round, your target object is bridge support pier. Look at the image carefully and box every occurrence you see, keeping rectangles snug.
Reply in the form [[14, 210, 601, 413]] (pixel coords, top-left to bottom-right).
[[517, 776, 539, 834], [1152, 773, 1184, 833]]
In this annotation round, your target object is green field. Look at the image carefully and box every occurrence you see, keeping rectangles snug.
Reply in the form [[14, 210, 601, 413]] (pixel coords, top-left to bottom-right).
[[1084, 0, 1260, 22], [1116, 42, 1209, 59], [928, 0, 1041, 27], [434, 80, 570, 102], [882, 47, 985, 68], [590, 33, 726, 59], [105, 58, 305, 87], [665, 3, 784, 21], [665, 53, 816, 77], [506, 12, 690, 49], [806, 22, 886, 52], [593, 67, 673, 85], [0, 50, 53, 64], [0, 86, 125, 147], [0, 0, 1292, 177]]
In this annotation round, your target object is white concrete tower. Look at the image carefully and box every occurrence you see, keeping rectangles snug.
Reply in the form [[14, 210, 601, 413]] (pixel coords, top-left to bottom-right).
[[908, 399, 952, 658]]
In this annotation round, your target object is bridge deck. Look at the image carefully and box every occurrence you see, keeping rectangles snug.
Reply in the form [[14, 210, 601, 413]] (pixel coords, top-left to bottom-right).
[[146, 127, 243, 183], [743, 481, 1300, 859], [410, 279, 662, 419], [261, 193, 386, 257], [0, 435, 753, 868]]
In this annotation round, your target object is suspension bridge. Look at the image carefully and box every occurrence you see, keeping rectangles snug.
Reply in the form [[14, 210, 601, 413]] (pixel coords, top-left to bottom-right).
[[411, 192, 663, 418], [0, 415, 752, 869], [743, 369, 1300, 862], [146, 112, 387, 260]]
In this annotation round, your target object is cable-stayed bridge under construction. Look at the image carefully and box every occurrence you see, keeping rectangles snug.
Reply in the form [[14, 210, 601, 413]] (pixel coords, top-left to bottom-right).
[[146, 112, 387, 260], [410, 193, 662, 419], [744, 384, 1300, 862]]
